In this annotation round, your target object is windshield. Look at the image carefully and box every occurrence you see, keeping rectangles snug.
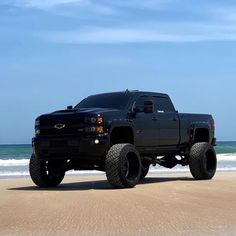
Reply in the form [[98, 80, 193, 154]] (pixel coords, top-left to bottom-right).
[[75, 93, 132, 110]]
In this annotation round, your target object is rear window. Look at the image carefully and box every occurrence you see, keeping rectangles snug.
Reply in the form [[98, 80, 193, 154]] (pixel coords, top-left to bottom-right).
[[153, 96, 175, 113]]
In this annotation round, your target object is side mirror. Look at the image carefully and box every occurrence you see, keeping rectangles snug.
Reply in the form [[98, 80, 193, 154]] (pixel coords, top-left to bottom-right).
[[67, 105, 73, 110], [144, 100, 154, 113]]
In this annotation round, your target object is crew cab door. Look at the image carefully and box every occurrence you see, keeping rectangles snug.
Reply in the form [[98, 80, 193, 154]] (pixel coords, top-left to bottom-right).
[[131, 95, 159, 147], [153, 96, 180, 146]]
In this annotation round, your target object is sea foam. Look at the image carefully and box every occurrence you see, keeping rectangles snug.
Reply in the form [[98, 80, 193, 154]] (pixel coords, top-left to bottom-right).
[[0, 154, 236, 167], [0, 159, 29, 166]]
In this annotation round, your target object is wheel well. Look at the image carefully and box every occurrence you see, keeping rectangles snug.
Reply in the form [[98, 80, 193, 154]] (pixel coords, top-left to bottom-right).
[[110, 127, 134, 146], [194, 128, 209, 143]]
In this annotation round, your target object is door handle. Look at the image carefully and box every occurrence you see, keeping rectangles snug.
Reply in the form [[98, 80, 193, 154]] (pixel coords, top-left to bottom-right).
[[152, 117, 157, 121]]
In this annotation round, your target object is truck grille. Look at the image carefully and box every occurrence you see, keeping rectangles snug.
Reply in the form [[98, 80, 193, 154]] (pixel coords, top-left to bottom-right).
[[40, 118, 85, 136], [40, 127, 84, 136]]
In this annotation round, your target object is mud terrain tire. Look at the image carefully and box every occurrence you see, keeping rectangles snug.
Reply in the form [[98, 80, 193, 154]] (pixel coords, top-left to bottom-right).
[[189, 142, 217, 180], [105, 144, 141, 188], [29, 154, 65, 187]]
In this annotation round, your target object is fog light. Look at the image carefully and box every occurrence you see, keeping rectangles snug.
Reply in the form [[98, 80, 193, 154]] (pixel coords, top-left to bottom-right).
[[94, 139, 99, 144]]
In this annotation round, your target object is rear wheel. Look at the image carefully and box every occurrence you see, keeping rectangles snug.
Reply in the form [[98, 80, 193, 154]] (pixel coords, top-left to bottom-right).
[[189, 142, 217, 180], [105, 144, 141, 188], [29, 154, 65, 187]]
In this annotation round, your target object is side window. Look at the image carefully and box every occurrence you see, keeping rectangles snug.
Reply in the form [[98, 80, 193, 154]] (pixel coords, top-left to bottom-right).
[[133, 95, 151, 112], [153, 96, 175, 113]]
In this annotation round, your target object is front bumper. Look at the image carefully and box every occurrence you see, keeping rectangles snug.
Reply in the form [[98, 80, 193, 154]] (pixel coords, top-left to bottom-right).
[[32, 133, 109, 160]]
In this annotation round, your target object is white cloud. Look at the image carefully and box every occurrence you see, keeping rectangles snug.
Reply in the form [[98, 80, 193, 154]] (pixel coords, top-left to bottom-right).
[[107, 0, 173, 10], [7, 0, 236, 44], [11, 0, 117, 15], [14, 0, 88, 8], [11, 0, 172, 9], [39, 22, 236, 44]]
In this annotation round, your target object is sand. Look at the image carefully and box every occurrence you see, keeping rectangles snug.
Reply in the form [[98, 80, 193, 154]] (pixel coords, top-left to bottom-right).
[[0, 171, 236, 236]]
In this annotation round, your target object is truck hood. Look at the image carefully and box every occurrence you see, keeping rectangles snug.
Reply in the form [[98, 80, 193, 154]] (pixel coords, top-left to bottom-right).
[[37, 107, 122, 122]]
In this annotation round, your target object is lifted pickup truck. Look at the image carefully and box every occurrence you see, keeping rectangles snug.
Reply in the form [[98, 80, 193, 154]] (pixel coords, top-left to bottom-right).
[[30, 90, 217, 188]]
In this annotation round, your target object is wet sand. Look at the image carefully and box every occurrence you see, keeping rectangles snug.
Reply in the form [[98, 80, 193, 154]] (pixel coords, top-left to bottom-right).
[[1, 171, 236, 236]]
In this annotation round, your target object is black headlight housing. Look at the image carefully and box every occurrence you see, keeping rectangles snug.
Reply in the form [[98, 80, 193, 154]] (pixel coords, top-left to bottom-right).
[[85, 115, 104, 133]]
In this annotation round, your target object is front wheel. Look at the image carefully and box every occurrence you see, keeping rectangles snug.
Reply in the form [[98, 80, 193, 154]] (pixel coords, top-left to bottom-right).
[[105, 144, 141, 188], [29, 154, 65, 187], [189, 142, 217, 180]]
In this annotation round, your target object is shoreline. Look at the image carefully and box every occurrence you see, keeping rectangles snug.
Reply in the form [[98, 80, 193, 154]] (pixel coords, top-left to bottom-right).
[[1, 152, 236, 180], [1, 168, 236, 180], [1, 171, 236, 235]]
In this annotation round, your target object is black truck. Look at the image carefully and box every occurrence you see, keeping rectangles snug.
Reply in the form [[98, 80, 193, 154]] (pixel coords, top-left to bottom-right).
[[30, 90, 217, 188]]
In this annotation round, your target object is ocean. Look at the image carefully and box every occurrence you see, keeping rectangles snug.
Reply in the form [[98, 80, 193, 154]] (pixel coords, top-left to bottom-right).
[[0, 142, 236, 178]]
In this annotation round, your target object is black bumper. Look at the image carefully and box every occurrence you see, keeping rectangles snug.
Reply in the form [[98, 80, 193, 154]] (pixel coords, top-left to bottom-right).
[[32, 134, 109, 160]]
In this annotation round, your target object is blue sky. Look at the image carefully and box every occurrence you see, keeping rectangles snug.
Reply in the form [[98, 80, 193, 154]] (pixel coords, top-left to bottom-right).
[[0, 0, 236, 143]]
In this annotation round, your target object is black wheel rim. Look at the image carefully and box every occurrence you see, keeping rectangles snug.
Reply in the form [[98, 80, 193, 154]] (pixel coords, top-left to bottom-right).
[[122, 152, 140, 181], [123, 156, 130, 177], [43, 161, 62, 180]]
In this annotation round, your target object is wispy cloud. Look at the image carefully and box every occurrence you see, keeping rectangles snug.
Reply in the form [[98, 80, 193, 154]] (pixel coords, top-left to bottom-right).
[[14, 0, 85, 8], [10, 0, 172, 10], [105, 0, 173, 10], [39, 21, 236, 44], [4, 0, 236, 44], [9, 0, 117, 16]]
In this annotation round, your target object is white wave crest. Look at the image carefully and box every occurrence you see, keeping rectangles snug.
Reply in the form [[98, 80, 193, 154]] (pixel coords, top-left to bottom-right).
[[0, 159, 29, 166], [1, 168, 236, 178], [0, 170, 102, 177], [0, 153, 236, 168], [0, 171, 29, 176], [217, 154, 236, 162]]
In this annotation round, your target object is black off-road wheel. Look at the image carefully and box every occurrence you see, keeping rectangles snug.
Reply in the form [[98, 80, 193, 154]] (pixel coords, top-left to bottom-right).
[[105, 144, 141, 188], [29, 154, 65, 187], [189, 142, 217, 180]]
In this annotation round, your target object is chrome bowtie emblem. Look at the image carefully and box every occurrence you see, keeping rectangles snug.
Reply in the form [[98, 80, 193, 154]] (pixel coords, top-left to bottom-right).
[[54, 123, 66, 129]]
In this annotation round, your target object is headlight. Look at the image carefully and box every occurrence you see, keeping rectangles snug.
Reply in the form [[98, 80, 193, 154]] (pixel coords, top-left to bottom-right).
[[86, 115, 104, 125], [96, 115, 103, 125], [85, 126, 104, 133], [96, 126, 104, 133]]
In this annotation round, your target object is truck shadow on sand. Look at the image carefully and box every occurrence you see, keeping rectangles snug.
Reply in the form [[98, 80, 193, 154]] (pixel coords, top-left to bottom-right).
[[8, 176, 193, 191]]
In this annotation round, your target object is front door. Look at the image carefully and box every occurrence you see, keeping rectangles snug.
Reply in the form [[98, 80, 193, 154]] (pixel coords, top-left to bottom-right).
[[131, 95, 159, 147]]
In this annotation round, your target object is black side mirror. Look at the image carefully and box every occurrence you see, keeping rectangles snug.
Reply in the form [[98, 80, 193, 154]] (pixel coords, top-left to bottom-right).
[[144, 100, 154, 113], [67, 105, 73, 110]]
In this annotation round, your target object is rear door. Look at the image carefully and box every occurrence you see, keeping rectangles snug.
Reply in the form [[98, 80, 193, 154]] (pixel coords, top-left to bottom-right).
[[153, 96, 180, 146]]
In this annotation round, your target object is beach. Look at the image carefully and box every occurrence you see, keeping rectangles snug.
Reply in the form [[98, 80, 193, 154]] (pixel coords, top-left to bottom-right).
[[1, 171, 236, 236]]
